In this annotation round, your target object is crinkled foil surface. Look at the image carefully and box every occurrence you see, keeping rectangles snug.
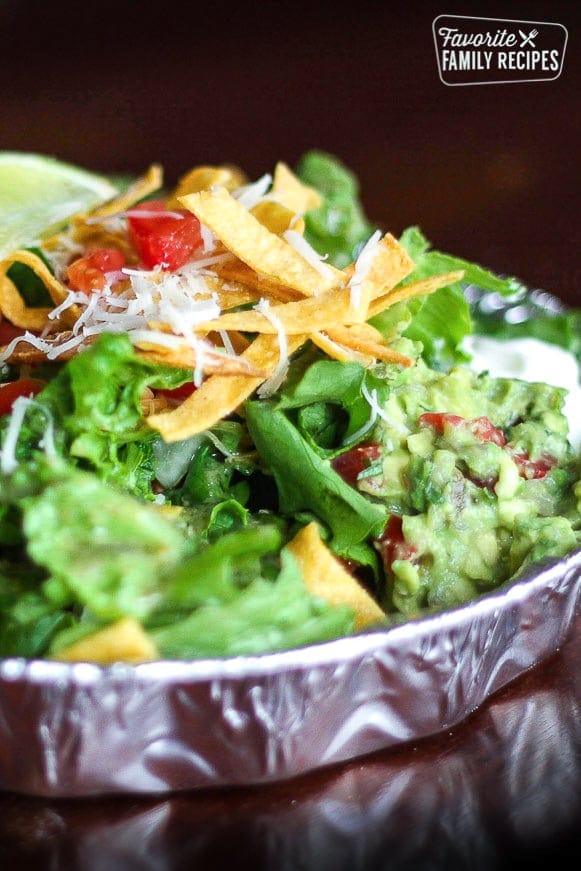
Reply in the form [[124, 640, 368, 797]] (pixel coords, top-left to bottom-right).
[[1, 551, 579, 797]]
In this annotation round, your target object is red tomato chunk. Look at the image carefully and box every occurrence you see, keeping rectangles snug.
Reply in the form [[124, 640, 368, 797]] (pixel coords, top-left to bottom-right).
[[127, 200, 203, 270], [67, 248, 126, 293], [331, 441, 382, 487], [0, 378, 46, 416], [511, 450, 557, 480], [419, 412, 506, 446], [377, 515, 417, 567]]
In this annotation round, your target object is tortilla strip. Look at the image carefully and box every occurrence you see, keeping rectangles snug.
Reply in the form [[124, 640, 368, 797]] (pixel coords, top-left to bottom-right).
[[271, 161, 323, 214], [309, 331, 375, 365], [51, 617, 158, 664], [214, 260, 303, 303], [147, 333, 307, 441], [90, 164, 163, 218], [368, 270, 465, 318], [322, 326, 414, 366], [349, 233, 415, 318], [179, 187, 341, 297], [287, 522, 385, 630], [134, 342, 265, 377], [250, 200, 304, 236], [0, 249, 80, 329], [166, 164, 247, 208]]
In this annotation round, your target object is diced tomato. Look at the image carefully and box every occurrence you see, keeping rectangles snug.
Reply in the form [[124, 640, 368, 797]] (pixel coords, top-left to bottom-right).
[[155, 381, 198, 401], [127, 200, 203, 270], [419, 412, 506, 446], [0, 321, 27, 346], [469, 416, 506, 446], [331, 441, 382, 487], [419, 412, 464, 432], [67, 248, 127, 293], [376, 515, 417, 566], [511, 450, 557, 480], [0, 378, 46, 416]]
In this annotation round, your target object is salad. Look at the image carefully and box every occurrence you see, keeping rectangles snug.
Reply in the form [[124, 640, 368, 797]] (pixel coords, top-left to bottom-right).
[[0, 150, 579, 663]]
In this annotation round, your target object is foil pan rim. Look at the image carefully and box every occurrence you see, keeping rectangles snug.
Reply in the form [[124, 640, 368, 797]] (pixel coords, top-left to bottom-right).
[[2, 547, 580, 685]]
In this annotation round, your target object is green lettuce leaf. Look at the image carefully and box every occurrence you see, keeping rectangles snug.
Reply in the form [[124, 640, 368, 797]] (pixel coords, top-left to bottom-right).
[[245, 400, 386, 565], [296, 150, 376, 268], [152, 548, 354, 658]]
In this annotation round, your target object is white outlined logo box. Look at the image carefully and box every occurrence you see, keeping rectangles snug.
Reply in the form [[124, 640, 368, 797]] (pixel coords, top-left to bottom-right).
[[433, 15, 568, 86]]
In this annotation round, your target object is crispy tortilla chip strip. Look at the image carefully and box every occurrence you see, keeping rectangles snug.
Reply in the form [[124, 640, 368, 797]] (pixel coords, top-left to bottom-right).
[[134, 342, 266, 377], [179, 187, 340, 297], [348, 233, 415, 319], [197, 290, 356, 335], [323, 326, 414, 367], [147, 334, 307, 441], [368, 270, 465, 318], [91, 164, 164, 218], [166, 164, 247, 208], [287, 522, 385, 630], [51, 617, 158, 664], [214, 260, 303, 303], [200, 232, 415, 333], [272, 162, 323, 214], [309, 331, 375, 365], [0, 249, 80, 329], [250, 200, 304, 236]]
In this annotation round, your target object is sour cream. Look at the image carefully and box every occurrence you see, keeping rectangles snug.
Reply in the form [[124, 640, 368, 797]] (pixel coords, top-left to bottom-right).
[[463, 335, 581, 453]]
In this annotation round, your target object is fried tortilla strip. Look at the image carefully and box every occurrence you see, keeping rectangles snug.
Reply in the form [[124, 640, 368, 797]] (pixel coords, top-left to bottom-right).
[[271, 162, 323, 214], [348, 233, 415, 319], [90, 164, 163, 218], [135, 344, 264, 377], [179, 187, 340, 297], [323, 325, 414, 367], [368, 270, 465, 318], [0, 249, 80, 329], [147, 333, 307, 441], [51, 617, 158, 664], [309, 330, 376, 365], [287, 522, 385, 630], [199, 232, 415, 334], [214, 260, 303, 303], [166, 164, 247, 208], [250, 200, 304, 235]]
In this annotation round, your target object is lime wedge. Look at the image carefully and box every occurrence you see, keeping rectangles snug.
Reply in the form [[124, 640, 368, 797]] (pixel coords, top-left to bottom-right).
[[0, 152, 118, 258]]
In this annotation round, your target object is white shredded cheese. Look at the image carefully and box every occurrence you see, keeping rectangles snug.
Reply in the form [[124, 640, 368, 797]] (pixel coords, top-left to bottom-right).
[[0, 396, 31, 473], [255, 298, 289, 397], [282, 230, 335, 283], [342, 380, 391, 445], [232, 174, 273, 210], [0, 397, 56, 473], [348, 230, 382, 309]]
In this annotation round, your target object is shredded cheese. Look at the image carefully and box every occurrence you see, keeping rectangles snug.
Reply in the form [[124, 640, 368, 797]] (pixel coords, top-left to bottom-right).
[[254, 298, 289, 398], [232, 174, 273, 210], [347, 230, 382, 309], [282, 229, 335, 283]]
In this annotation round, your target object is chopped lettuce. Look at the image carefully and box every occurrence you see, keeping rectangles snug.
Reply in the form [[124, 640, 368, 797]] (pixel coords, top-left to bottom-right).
[[296, 150, 376, 268]]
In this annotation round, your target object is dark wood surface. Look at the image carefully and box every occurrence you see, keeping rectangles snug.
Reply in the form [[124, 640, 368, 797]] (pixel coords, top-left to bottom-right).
[[0, 1, 579, 867]]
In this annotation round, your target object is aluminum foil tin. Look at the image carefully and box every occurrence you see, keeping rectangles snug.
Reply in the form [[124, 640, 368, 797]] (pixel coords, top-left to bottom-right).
[[1, 551, 579, 798]]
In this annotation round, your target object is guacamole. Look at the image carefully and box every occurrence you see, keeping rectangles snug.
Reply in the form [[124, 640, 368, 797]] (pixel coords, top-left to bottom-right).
[[347, 361, 578, 614]]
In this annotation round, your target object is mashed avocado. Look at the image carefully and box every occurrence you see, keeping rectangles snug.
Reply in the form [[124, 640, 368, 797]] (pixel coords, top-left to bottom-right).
[[351, 361, 579, 615]]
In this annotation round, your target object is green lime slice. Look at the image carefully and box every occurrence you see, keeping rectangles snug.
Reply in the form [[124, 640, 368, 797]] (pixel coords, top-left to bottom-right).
[[0, 151, 118, 258]]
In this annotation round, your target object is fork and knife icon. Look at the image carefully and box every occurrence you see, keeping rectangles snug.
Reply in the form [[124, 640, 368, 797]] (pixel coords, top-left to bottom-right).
[[519, 28, 538, 47]]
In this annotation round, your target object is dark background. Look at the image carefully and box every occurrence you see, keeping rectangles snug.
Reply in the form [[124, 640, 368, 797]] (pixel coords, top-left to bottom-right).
[[0, 0, 579, 304]]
